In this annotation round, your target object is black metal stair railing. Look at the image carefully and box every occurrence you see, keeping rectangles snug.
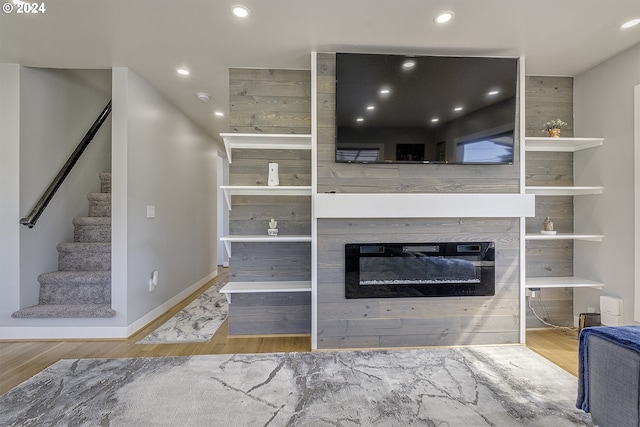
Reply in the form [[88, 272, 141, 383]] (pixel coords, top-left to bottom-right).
[[20, 100, 112, 228]]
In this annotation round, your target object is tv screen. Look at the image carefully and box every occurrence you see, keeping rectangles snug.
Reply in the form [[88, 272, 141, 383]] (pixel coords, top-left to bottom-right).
[[335, 53, 518, 164]]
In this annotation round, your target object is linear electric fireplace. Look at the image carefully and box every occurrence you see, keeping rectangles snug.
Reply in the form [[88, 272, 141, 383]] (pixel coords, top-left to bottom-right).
[[345, 242, 495, 299]]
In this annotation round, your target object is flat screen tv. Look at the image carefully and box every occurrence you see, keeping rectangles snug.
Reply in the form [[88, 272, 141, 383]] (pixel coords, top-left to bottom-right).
[[335, 53, 518, 164]]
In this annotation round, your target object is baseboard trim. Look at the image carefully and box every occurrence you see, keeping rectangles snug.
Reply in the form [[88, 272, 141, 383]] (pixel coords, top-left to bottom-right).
[[126, 268, 218, 337], [0, 269, 219, 340], [0, 326, 130, 340]]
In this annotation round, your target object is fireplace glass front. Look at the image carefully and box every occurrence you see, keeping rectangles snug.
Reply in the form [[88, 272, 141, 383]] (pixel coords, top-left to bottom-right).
[[345, 242, 495, 299]]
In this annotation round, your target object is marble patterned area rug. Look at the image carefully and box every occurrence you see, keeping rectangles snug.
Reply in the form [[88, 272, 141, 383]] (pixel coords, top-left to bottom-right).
[[0, 346, 593, 426], [137, 280, 228, 344]]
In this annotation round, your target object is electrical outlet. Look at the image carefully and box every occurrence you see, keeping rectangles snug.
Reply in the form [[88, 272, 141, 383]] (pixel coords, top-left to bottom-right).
[[526, 287, 541, 298], [149, 271, 158, 292]]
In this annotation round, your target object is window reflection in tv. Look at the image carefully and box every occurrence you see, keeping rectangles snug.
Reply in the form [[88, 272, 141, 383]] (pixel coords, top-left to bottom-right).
[[335, 53, 519, 165]]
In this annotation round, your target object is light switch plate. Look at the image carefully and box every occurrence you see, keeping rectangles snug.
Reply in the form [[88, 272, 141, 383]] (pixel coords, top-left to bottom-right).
[[146, 205, 155, 218]]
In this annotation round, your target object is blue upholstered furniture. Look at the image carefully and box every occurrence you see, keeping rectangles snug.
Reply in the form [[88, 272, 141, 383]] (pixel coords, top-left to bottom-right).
[[577, 326, 640, 427]]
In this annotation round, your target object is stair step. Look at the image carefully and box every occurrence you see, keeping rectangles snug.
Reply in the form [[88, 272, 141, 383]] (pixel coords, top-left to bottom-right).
[[38, 271, 111, 304], [99, 172, 111, 193], [12, 304, 116, 319], [73, 217, 111, 242], [87, 192, 111, 217], [57, 242, 111, 271]]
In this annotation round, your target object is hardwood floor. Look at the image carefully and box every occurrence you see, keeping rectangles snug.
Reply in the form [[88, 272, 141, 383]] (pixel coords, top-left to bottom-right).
[[526, 327, 580, 376], [0, 274, 580, 396]]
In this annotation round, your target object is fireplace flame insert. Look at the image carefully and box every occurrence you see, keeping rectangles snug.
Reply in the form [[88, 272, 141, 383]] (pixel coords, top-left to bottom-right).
[[345, 242, 495, 299]]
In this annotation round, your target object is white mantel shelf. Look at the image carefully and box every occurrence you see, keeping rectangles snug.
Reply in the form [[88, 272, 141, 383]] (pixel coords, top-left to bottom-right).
[[524, 137, 604, 152], [314, 193, 535, 218]]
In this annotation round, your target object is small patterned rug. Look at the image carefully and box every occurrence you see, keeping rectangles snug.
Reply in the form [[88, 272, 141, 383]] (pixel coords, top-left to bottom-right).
[[136, 279, 227, 344]]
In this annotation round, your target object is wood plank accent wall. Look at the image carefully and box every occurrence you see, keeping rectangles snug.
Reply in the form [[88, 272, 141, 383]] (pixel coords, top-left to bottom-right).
[[524, 76, 575, 327], [315, 53, 522, 348], [316, 56, 521, 194], [230, 68, 311, 134], [227, 68, 312, 334]]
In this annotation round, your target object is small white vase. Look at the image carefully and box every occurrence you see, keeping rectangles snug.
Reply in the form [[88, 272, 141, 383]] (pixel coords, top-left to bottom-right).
[[268, 163, 279, 186]]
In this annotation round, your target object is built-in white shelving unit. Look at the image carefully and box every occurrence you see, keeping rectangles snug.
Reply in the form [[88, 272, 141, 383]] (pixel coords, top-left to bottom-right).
[[221, 133, 312, 163], [524, 137, 604, 291], [221, 133, 313, 307]]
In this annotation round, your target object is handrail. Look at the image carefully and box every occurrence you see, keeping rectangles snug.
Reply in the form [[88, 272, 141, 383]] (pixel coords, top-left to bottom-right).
[[20, 100, 112, 228]]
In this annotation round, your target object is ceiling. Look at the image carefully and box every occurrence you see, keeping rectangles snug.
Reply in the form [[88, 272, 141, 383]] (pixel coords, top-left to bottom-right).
[[1, 0, 639, 144]]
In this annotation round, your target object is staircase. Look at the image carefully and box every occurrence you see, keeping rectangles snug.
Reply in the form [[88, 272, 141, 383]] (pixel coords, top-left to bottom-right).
[[12, 172, 115, 319]]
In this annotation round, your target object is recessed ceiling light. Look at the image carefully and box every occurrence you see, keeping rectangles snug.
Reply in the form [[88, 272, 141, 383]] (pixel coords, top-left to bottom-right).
[[488, 90, 499, 96], [176, 68, 190, 76], [367, 105, 375, 110], [620, 18, 640, 29], [402, 60, 416, 69], [454, 106, 463, 112], [431, 118, 439, 123], [214, 111, 224, 117], [435, 11, 454, 24], [380, 89, 390, 94], [356, 117, 364, 122], [231, 5, 250, 18]]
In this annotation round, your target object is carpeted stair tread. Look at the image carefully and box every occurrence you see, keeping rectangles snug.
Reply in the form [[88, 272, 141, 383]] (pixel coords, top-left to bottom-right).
[[87, 192, 111, 201], [57, 242, 111, 252], [73, 217, 111, 226], [99, 172, 111, 193], [87, 192, 111, 217], [73, 217, 111, 242], [57, 242, 111, 271], [38, 270, 110, 285], [11, 304, 116, 318]]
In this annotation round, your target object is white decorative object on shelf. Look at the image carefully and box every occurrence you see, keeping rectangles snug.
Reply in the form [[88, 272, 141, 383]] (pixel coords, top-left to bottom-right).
[[268, 163, 279, 186], [541, 216, 557, 235], [268, 218, 278, 236]]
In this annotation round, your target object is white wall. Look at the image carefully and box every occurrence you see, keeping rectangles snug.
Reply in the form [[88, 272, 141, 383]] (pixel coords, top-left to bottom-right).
[[573, 43, 640, 324], [0, 64, 21, 321], [112, 68, 219, 326]]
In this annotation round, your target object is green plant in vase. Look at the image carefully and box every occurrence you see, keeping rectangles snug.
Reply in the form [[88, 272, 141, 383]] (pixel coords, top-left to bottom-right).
[[542, 119, 567, 138]]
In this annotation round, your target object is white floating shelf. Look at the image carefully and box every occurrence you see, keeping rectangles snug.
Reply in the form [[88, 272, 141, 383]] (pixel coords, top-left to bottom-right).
[[524, 137, 603, 152], [525, 276, 604, 289], [219, 281, 311, 303], [220, 235, 312, 256], [221, 186, 312, 209], [525, 233, 603, 241], [221, 133, 312, 163], [525, 186, 603, 196]]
